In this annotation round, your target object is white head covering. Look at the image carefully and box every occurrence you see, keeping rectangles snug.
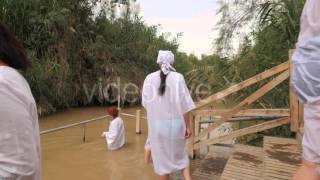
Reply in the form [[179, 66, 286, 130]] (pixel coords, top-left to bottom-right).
[[157, 50, 176, 75]]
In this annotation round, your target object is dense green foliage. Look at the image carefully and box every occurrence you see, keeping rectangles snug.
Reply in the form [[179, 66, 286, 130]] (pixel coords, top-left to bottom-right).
[[0, 0, 194, 114], [189, 0, 305, 109], [183, 0, 306, 143], [0, 0, 306, 119], [217, 0, 305, 143]]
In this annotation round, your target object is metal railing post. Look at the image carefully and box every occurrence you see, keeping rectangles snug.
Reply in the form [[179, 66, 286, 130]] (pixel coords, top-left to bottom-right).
[[136, 110, 141, 134], [82, 124, 87, 143]]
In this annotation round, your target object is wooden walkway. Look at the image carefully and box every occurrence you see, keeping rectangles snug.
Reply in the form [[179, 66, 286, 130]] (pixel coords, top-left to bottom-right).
[[185, 50, 304, 180], [219, 136, 302, 180], [263, 136, 302, 180], [171, 151, 228, 180], [220, 145, 264, 180], [192, 152, 228, 180]]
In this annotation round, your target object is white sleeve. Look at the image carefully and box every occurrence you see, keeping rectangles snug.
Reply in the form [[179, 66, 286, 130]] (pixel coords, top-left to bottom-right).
[[106, 121, 119, 145], [179, 75, 196, 114], [0, 85, 38, 176], [141, 77, 149, 108]]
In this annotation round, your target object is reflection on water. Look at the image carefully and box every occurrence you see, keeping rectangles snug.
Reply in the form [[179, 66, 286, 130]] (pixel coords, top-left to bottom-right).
[[40, 107, 157, 180]]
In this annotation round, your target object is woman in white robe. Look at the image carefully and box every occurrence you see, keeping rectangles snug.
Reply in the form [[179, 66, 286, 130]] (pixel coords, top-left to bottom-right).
[[102, 107, 125, 150], [142, 50, 195, 180], [292, 0, 320, 179], [0, 23, 41, 180]]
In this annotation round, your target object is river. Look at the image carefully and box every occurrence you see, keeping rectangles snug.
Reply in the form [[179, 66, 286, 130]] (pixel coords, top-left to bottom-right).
[[40, 106, 157, 180]]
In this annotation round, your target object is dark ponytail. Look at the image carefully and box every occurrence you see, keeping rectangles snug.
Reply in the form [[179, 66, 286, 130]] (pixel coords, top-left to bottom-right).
[[159, 71, 167, 96], [0, 22, 29, 71]]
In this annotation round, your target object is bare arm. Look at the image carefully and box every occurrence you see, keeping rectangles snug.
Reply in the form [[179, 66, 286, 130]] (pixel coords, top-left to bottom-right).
[[184, 112, 192, 139]]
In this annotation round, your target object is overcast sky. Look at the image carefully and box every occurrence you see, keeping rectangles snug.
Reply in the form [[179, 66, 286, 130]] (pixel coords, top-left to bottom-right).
[[139, 0, 219, 57]]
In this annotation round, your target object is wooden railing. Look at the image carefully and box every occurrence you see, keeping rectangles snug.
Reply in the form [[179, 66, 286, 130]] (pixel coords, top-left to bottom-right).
[[188, 50, 305, 158]]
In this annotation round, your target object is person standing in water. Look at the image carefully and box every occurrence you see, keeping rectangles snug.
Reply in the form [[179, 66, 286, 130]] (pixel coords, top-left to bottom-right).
[[292, 0, 320, 179], [0, 22, 41, 179], [101, 107, 125, 151], [142, 50, 195, 180]]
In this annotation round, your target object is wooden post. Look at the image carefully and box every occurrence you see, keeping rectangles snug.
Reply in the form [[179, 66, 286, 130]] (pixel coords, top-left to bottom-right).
[[136, 110, 141, 134], [297, 102, 304, 143], [289, 49, 299, 132], [206, 128, 210, 154], [194, 116, 201, 157], [188, 113, 195, 159], [117, 77, 121, 110], [298, 103, 304, 129], [82, 124, 86, 143]]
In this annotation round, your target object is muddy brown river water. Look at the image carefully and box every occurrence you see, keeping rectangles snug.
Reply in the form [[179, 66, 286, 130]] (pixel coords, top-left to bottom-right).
[[40, 106, 157, 180]]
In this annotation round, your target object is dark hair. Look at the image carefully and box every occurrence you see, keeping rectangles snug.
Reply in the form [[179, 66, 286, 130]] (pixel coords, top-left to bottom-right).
[[159, 71, 167, 96], [107, 106, 119, 118], [0, 22, 29, 71]]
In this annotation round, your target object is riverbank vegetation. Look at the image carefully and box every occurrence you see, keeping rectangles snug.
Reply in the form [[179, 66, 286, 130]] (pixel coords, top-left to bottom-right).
[[0, 0, 195, 115], [187, 0, 305, 144], [0, 0, 305, 120], [219, 0, 305, 143], [190, 0, 304, 109]]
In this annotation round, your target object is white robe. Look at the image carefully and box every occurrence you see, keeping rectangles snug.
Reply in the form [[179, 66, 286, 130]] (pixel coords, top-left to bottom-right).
[[103, 117, 125, 151], [291, 0, 320, 165], [0, 66, 41, 180], [142, 71, 195, 175], [292, 0, 320, 104]]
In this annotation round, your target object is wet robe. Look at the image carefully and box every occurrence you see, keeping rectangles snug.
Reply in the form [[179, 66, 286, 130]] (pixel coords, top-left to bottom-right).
[[0, 66, 41, 180], [292, 0, 320, 104], [291, 0, 320, 166], [102, 117, 125, 151], [142, 71, 195, 175]]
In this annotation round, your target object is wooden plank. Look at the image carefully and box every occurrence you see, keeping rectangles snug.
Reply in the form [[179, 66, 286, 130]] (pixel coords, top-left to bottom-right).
[[298, 102, 304, 130], [265, 163, 298, 172], [194, 117, 290, 149], [289, 49, 300, 132], [191, 153, 228, 180], [263, 136, 302, 180], [220, 145, 263, 180], [195, 115, 201, 136], [195, 61, 289, 109], [135, 110, 141, 134], [194, 70, 290, 142], [296, 127, 303, 144], [194, 109, 290, 118], [188, 113, 196, 159], [194, 116, 201, 157]]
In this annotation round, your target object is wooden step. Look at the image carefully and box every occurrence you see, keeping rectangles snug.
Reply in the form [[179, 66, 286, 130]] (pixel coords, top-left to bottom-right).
[[170, 152, 228, 180], [220, 144, 264, 180], [263, 136, 302, 180], [170, 158, 202, 180], [192, 152, 228, 180]]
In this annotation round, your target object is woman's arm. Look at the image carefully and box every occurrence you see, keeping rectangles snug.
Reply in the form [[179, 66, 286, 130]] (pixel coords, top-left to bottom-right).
[[184, 112, 192, 139]]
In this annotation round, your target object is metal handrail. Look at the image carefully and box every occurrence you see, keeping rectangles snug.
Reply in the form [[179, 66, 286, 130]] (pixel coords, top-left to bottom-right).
[[40, 115, 111, 135], [40, 111, 146, 142], [40, 113, 147, 142], [121, 113, 147, 120]]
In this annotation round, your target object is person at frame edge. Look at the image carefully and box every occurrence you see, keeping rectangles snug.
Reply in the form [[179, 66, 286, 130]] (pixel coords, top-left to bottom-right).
[[0, 22, 41, 180], [292, 0, 320, 179]]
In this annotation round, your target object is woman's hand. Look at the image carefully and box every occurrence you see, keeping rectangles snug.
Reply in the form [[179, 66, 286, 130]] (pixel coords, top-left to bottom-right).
[[183, 112, 192, 139], [185, 128, 192, 139]]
